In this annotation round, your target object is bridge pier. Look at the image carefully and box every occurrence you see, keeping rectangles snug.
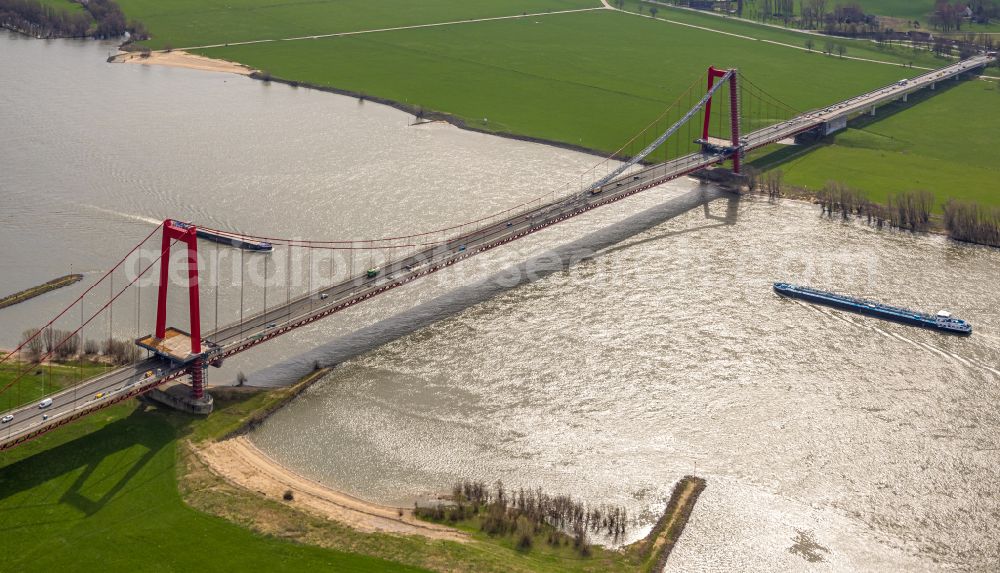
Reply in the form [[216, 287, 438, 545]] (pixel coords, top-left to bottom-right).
[[189, 357, 206, 399], [137, 357, 214, 415], [902, 93, 908, 103], [691, 166, 748, 192], [870, 105, 876, 117]]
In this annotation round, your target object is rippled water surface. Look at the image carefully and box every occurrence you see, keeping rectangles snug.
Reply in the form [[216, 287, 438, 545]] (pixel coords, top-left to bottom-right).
[[2, 31, 999, 572]]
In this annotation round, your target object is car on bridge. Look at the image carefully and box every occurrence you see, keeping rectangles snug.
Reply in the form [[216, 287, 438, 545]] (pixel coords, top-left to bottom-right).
[[1, 414, 12, 424], [38, 398, 52, 409], [95, 392, 106, 399]]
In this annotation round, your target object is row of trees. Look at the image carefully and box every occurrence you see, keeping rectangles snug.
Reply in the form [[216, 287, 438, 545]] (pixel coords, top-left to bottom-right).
[[0, 0, 146, 40], [755, 175, 1000, 248], [416, 480, 631, 556], [816, 183, 934, 231], [18, 328, 140, 365], [804, 36, 848, 56], [932, 1, 1000, 32], [746, 167, 784, 199], [0, 0, 90, 37], [942, 200, 1000, 247]]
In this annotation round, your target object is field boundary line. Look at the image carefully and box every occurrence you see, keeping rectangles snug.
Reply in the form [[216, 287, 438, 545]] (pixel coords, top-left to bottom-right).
[[184, 6, 606, 51]]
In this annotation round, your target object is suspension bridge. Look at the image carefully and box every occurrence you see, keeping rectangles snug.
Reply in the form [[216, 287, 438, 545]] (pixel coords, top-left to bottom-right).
[[0, 55, 992, 451]]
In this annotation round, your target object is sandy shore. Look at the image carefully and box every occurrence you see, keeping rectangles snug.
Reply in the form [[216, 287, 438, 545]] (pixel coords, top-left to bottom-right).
[[195, 435, 467, 542], [112, 50, 254, 75]]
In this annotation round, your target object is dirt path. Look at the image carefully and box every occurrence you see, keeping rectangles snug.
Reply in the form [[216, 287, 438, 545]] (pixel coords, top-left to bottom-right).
[[651, 479, 697, 554], [195, 435, 467, 542]]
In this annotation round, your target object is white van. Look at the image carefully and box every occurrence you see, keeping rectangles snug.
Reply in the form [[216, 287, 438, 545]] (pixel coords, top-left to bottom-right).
[[38, 398, 53, 409]]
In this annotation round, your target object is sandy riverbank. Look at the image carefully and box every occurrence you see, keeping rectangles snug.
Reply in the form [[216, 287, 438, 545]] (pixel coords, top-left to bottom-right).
[[195, 434, 467, 542], [112, 50, 254, 75]]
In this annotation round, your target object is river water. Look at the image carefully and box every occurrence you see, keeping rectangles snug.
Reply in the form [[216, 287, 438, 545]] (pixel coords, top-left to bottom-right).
[[2, 32, 999, 572]]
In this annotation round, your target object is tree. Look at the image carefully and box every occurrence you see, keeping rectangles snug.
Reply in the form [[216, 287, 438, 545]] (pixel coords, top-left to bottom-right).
[[836, 44, 847, 58], [21, 329, 43, 363], [649, 6, 658, 19], [805, 37, 815, 51], [84, 338, 100, 355], [824, 40, 834, 54]]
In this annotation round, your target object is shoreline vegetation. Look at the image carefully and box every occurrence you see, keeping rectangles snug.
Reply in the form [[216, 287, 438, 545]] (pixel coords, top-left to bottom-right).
[[633, 476, 707, 571], [0, 0, 146, 40], [245, 61, 1000, 250], [2, 357, 712, 571], [0, 273, 82, 310], [411, 475, 708, 570]]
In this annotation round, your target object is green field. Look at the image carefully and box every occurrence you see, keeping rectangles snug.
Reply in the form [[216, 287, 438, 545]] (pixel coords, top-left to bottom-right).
[[109, 0, 998, 216], [117, 0, 601, 49], [0, 388, 653, 572], [198, 10, 918, 154], [752, 79, 1000, 209], [0, 398, 427, 573], [36, 0, 89, 16], [851, 1, 933, 21], [627, 1, 948, 68], [0, 360, 107, 411]]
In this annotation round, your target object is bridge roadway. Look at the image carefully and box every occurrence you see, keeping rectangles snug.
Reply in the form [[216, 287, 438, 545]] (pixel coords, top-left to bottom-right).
[[0, 148, 729, 450], [1, 54, 993, 450], [740, 54, 994, 151]]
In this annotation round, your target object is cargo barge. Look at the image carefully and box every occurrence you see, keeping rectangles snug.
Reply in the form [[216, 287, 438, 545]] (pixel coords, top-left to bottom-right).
[[174, 222, 273, 252], [773, 282, 972, 335]]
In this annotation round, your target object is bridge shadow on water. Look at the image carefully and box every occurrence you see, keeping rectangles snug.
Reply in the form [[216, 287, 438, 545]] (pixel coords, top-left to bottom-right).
[[0, 405, 174, 521], [251, 186, 741, 387]]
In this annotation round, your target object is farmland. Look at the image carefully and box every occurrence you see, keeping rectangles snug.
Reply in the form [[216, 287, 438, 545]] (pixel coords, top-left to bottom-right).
[[110, 0, 998, 211], [197, 10, 919, 154], [115, 0, 602, 49], [751, 78, 1000, 209], [0, 398, 428, 573]]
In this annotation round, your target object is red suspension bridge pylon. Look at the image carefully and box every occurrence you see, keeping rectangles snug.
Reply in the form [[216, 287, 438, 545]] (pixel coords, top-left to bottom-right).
[[699, 66, 742, 174], [137, 219, 211, 401]]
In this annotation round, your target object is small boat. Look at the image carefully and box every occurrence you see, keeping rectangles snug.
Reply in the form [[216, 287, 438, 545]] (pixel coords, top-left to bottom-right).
[[774, 282, 972, 335]]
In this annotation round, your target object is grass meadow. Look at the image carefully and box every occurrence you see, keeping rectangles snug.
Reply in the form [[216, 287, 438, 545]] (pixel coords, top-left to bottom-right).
[[0, 360, 106, 411], [751, 79, 1000, 209], [116, 0, 602, 49], [198, 10, 918, 153], [0, 397, 429, 573], [0, 388, 648, 573]]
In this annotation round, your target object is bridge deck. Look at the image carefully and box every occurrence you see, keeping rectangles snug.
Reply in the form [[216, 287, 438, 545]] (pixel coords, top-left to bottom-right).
[[1, 54, 993, 450]]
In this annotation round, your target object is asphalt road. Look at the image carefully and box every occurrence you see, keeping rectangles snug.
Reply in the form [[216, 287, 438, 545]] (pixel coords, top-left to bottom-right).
[[2, 54, 991, 449]]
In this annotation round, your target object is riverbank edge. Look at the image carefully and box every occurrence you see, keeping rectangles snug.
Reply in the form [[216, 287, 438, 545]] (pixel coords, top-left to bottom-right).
[[236, 63, 1000, 250], [0, 23, 89, 40], [248, 70, 622, 161], [0, 274, 83, 310], [222, 365, 333, 439], [629, 475, 707, 572], [179, 369, 470, 540]]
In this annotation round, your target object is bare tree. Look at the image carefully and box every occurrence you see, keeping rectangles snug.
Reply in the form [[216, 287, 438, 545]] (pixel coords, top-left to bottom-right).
[[21, 329, 43, 363]]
